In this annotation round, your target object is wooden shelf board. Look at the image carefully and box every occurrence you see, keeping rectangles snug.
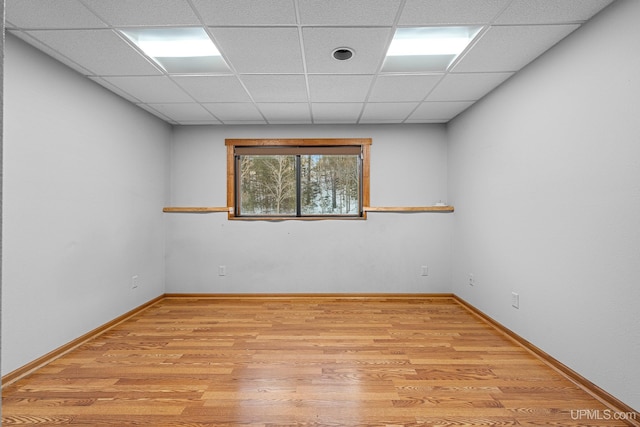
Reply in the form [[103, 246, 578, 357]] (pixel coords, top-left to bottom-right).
[[163, 207, 231, 213], [364, 206, 454, 213], [163, 206, 455, 214]]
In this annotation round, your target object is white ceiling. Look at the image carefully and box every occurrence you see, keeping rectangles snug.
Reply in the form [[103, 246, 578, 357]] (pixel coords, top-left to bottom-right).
[[6, 0, 615, 125]]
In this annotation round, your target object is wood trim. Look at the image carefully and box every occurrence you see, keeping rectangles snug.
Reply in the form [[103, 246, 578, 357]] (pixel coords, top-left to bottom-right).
[[163, 293, 455, 300], [361, 144, 370, 220], [234, 146, 362, 156], [1, 295, 165, 388], [226, 142, 235, 219], [227, 215, 366, 221], [453, 295, 639, 422], [225, 138, 372, 147], [162, 206, 455, 214], [163, 207, 231, 213], [226, 138, 371, 220], [365, 205, 454, 213]]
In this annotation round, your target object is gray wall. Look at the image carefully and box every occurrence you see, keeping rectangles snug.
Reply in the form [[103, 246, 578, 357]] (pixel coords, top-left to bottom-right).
[[1, 35, 171, 374], [166, 124, 452, 294], [448, 0, 640, 411], [1, 0, 5, 386]]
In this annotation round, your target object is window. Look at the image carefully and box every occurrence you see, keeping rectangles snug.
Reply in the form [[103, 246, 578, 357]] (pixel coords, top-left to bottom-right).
[[226, 139, 371, 219]]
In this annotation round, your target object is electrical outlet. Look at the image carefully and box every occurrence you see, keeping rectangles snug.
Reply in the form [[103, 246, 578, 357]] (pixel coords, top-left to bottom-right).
[[131, 275, 139, 289], [468, 273, 475, 286], [420, 266, 429, 276], [218, 266, 226, 276], [511, 292, 519, 309]]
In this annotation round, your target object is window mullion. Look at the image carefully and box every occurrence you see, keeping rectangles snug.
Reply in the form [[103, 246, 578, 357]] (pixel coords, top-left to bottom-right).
[[295, 155, 302, 217], [234, 155, 241, 216], [358, 155, 364, 216]]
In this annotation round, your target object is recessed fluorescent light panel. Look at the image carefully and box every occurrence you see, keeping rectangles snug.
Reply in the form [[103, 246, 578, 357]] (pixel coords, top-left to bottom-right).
[[382, 26, 482, 72], [120, 27, 229, 74]]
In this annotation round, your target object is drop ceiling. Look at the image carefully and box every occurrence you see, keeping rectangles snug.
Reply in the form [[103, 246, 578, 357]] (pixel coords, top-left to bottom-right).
[[6, 0, 614, 125]]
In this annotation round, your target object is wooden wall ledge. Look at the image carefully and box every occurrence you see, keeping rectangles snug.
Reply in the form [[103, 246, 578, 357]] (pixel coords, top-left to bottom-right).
[[364, 206, 454, 213], [162, 206, 454, 213], [163, 207, 231, 213]]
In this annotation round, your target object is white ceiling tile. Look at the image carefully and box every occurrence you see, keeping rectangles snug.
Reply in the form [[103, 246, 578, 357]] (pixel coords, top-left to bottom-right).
[[314, 120, 361, 125], [203, 103, 265, 122], [268, 121, 314, 125], [210, 27, 304, 74], [495, 0, 615, 24], [180, 121, 222, 125], [154, 56, 231, 75], [176, 120, 223, 125], [6, 0, 106, 29], [302, 27, 392, 74], [398, 0, 510, 25], [6, 0, 610, 125], [146, 103, 218, 122], [360, 119, 406, 124], [311, 103, 363, 123], [240, 75, 308, 103], [134, 103, 176, 122], [223, 120, 269, 125], [89, 77, 139, 103], [82, 0, 200, 27], [101, 76, 193, 103], [298, 0, 402, 26], [405, 119, 448, 124], [26, 29, 162, 76], [452, 25, 580, 73], [10, 30, 95, 75], [368, 75, 443, 102], [192, 0, 297, 26], [360, 103, 419, 122], [308, 75, 374, 102], [257, 103, 312, 123], [409, 101, 474, 121], [173, 76, 251, 103], [426, 72, 513, 101], [381, 54, 457, 73]]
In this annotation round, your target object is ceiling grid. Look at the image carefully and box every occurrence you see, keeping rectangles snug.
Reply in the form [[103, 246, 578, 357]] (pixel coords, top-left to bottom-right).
[[5, 0, 615, 125]]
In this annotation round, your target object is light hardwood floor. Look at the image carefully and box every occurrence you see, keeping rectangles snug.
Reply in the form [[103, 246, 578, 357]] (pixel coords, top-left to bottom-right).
[[2, 296, 636, 426]]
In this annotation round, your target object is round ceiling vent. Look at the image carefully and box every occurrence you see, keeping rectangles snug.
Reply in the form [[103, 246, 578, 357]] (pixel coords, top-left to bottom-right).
[[332, 47, 354, 61]]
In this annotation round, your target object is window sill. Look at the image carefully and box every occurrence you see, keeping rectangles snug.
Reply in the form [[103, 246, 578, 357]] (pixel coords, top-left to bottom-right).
[[228, 215, 366, 221], [161, 207, 366, 219]]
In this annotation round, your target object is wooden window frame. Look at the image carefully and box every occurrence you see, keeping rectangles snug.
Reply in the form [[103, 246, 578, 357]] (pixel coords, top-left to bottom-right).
[[226, 138, 371, 220]]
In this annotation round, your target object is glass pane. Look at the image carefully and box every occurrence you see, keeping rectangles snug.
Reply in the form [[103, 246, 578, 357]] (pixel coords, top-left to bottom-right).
[[300, 155, 360, 215], [239, 155, 296, 215]]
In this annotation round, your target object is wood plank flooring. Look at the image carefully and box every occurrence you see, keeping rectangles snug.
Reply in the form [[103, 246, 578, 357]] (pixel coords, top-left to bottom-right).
[[2, 296, 636, 426]]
